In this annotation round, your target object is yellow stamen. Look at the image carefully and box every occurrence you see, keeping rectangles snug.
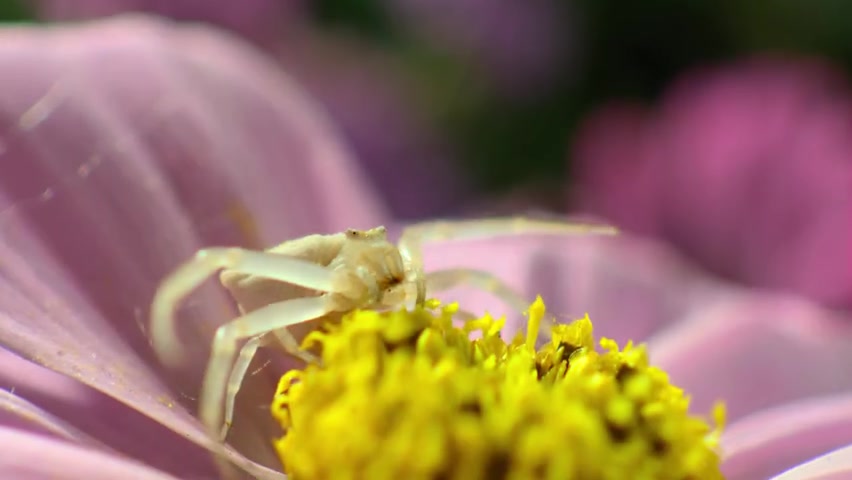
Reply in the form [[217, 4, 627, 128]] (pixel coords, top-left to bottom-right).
[[271, 296, 725, 479]]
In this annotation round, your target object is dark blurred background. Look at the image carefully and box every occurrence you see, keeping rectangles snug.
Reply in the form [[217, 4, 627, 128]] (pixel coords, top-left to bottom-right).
[[3, 0, 851, 310]]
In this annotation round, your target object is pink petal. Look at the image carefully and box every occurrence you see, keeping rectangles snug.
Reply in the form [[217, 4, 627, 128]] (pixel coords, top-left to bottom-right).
[[0, 425, 180, 480], [0, 347, 112, 452], [0, 345, 228, 478], [0, 347, 91, 409], [771, 444, 852, 480], [0, 15, 386, 478], [420, 226, 724, 344], [35, 0, 298, 44], [0, 389, 108, 449], [0, 236, 280, 478], [721, 393, 852, 479], [649, 294, 852, 422]]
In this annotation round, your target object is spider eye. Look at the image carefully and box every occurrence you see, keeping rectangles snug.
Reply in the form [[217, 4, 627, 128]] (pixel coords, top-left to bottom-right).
[[346, 229, 360, 237]]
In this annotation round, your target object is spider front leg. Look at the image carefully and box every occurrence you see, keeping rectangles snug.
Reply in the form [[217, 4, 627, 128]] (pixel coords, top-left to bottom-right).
[[221, 328, 319, 441], [398, 216, 618, 306], [425, 269, 529, 313], [221, 334, 265, 441], [150, 247, 336, 366], [202, 296, 334, 440]]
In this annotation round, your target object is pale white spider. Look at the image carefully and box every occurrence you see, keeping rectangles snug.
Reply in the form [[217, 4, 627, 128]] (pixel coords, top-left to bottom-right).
[[149, 217, 617, 441]]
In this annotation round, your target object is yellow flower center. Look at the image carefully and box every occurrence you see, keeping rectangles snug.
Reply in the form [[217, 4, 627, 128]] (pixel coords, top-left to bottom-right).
[[271, 297, 725, 480]]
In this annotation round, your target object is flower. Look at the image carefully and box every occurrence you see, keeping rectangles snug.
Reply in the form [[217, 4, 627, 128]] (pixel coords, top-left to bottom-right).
[[385, 0, 571, 96], [0, 15, 850, 480], [571, 56, 852, 311], [274, 298, 725, 479]]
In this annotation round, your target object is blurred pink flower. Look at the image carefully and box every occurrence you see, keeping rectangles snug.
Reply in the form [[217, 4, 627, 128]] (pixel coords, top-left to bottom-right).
[[271, 31, 471, 219], [0, 16, 850, 479], [386, 0, 573, 96], [571, 56, 852, 310]]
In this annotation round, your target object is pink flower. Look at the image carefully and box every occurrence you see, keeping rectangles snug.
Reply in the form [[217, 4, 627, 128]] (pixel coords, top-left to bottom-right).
[[571, 56, 852, 310], [386, 0, 572, 96], [0, 16, 850, 479]]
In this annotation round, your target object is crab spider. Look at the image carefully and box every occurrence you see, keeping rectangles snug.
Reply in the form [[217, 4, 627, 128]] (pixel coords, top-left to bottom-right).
[[149, 216, 617, 442]]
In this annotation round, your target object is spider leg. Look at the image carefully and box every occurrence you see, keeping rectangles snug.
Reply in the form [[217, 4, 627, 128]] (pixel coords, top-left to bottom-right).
[[398, 216, 618, 305], [426, 268, 528, 314], [220, 334, 265, 441], [219, 329, 318, 441], [150, 247, 337, 366], [270, 328, 320, 364], [201, 296, 333, 440], [401, 216, 617, 244], [427, 268, 565, 339]]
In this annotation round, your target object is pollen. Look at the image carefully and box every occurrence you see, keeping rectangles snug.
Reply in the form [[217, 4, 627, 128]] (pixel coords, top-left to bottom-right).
[[271, 296, 725, 480]]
